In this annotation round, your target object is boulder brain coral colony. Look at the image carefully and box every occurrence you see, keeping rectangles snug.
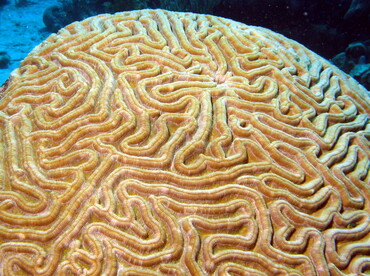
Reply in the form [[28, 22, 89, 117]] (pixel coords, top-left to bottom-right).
[[0, 9, 369, 275]]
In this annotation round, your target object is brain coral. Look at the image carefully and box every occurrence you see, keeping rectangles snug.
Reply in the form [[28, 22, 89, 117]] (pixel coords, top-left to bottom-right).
[[0, 9, 369, 276]]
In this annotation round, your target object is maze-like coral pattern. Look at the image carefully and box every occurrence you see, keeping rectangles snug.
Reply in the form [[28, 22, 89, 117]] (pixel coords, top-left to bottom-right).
[[0, 9, 369, 275]]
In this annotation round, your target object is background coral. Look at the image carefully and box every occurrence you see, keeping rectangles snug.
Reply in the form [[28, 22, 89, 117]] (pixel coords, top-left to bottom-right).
[[0, 51, 10, 69], [43, 0, 110, 32], [332, 40, 370, 90]]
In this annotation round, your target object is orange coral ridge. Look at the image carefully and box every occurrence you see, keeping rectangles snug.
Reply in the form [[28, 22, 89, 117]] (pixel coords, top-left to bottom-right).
[[0, 9, 369, 276]]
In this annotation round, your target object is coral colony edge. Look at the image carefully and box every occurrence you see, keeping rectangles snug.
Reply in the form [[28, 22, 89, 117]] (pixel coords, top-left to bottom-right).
[[0, 9, 369, 276]]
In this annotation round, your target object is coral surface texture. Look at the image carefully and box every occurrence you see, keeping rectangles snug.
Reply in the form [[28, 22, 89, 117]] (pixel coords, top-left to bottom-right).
[[0, 9, 369, 275]]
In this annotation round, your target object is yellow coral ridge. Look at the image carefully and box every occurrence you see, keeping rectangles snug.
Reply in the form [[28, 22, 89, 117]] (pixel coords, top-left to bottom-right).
[[0, 9, 369, 275]]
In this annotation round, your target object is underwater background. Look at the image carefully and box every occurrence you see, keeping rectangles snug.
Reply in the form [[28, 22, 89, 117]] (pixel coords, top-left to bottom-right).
[[0, 0, 369, 90]]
